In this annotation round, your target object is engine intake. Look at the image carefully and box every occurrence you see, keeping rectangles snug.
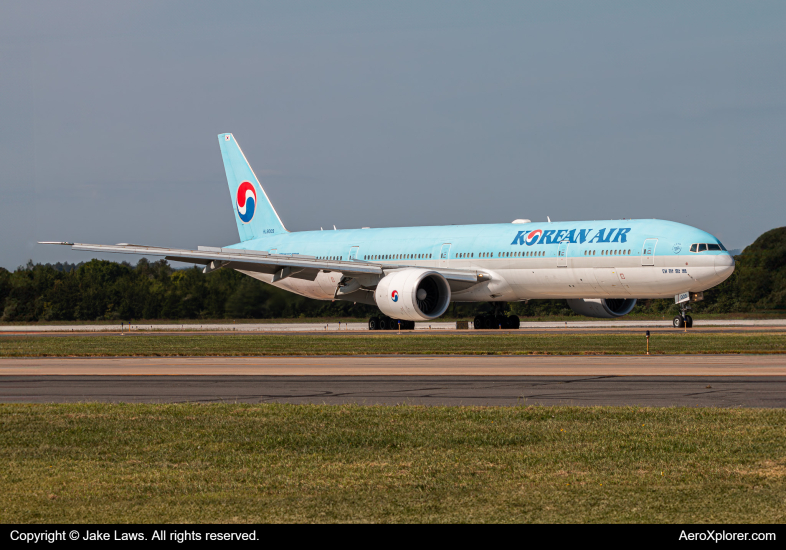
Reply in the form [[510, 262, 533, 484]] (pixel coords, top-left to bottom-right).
[[375, 269, 451, 321], [566, 298, 637, 318]]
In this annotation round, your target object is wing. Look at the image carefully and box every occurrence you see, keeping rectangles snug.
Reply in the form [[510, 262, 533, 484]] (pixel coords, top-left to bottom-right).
[[39, 242, 489, 289]]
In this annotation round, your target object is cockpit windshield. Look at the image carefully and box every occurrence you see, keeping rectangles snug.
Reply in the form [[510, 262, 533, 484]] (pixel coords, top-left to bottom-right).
[[690, 242, 726, 252]]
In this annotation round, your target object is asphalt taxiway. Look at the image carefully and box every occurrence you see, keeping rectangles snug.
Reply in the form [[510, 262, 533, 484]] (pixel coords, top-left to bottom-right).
[[1, 355, 784, 407]]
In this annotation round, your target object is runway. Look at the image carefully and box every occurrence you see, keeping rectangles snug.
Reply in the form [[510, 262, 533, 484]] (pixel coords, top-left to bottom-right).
[[2, 375, 784, 407], [1, 355, 784, 407], [2, 319, 785, 334]]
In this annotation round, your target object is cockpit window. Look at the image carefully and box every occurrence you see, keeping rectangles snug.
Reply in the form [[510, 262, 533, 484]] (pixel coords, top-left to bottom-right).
[[691, 242, 726, 252]]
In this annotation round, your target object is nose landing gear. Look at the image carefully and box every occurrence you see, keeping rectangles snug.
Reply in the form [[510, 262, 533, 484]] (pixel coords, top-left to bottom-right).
[[673, 303, 693, 328]]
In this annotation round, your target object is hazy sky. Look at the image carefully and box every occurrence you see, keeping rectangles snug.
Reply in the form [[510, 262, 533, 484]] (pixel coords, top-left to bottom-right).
[[2, 1, 784, 269]]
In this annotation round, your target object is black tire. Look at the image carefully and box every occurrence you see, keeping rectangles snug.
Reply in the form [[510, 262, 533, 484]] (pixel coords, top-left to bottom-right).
[[508, 315, 520, 329], [378, 317, 388, 330], [495, 315, 507, 329], [407, 321, 416, 330], [685, 315, 693, 328], [390, 319, 400, 330], [474, 316, 485, 330], [673, 316, 685, 328], [369, 317, 379, 330]]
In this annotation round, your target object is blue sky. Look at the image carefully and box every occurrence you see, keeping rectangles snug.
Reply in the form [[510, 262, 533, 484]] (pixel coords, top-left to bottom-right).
[[2, 1, 784, 268]]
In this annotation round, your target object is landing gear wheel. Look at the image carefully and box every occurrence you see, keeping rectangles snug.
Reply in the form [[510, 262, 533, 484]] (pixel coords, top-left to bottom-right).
[[685, 315, 693, 328], [673, 316, 685, 328], [369, 317, 379, 330], [508, 315, 520, 329], [495, 315, 507, 329], [474, 316, 485, 330], [390, 319, 399, 330], [378, 317, 389, 330]]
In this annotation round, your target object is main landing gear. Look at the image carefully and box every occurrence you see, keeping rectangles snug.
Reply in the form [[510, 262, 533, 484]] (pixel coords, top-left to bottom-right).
[[473, 303, 520, 330], [673, 302, 693, 328], [368, 316, 415, 330]]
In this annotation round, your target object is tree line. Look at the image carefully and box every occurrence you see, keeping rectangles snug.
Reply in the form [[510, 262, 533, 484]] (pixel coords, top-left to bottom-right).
[[1, 227, 783, 322]]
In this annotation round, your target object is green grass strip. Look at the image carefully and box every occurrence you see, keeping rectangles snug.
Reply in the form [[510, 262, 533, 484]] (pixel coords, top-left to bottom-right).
[[1, 332, 785, 356], [1, 403, 784, 523]]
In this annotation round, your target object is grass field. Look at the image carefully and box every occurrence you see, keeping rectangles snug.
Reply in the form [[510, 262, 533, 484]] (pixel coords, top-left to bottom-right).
[[1, 403, 784, 523], [1, 332, 785, 357]]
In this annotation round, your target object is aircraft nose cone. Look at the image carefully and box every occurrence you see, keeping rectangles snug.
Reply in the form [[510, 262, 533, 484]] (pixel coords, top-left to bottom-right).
[[714, 253, 735, 280]]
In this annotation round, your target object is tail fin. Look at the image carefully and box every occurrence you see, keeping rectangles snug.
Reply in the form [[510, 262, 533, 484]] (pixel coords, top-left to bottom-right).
[[218, 133, 287, 242]]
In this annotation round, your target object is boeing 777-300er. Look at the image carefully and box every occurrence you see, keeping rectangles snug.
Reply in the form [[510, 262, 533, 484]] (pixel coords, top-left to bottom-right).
[[42, 134, 735, 329]]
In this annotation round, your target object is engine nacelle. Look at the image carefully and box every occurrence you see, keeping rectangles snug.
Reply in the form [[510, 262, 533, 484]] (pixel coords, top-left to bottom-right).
[[375, 269, 451, 321], [566, 298, 637, 318]]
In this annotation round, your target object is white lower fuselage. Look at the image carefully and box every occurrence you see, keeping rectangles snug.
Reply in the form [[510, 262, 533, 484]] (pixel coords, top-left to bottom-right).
[[243, 251, 734, 303]]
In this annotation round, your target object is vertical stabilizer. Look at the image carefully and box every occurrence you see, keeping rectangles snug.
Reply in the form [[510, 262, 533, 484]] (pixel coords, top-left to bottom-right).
[[218, 133, 287, 242]]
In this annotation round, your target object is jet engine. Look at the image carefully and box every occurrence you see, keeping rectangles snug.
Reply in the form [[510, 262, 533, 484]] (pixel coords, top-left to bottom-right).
[[375, 269, 451, 321], [566, 298, 637, 318]]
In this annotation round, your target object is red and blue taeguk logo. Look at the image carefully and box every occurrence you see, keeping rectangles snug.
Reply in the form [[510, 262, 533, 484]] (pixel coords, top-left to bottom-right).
[[391, 290, 399, 302], [525, 229, 542, 246], [236, 181, 257, 224]]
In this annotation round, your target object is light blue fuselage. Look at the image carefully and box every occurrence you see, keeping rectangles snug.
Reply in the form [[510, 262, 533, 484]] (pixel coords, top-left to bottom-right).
[[227, 218, 735, 302]]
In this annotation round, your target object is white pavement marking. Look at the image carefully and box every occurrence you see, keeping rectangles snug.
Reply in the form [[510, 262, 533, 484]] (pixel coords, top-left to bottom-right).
[[1, 320, 785, 332]]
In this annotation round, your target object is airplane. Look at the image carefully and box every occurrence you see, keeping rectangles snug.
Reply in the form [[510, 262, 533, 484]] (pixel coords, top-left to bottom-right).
[[41, 133, 735, 330]]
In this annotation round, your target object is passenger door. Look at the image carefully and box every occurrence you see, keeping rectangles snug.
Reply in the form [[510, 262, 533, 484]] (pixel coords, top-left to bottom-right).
[[557, 241, 569, 267], [440, 243, 451, 268], [641, 239, 657, 266], [348, 246, 359, 261]]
